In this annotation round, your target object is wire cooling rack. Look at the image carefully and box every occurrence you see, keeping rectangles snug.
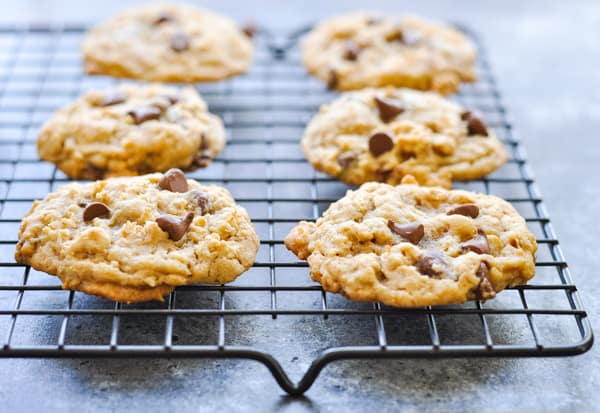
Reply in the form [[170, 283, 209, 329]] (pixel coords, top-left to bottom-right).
[[0, 24, 593, 395]]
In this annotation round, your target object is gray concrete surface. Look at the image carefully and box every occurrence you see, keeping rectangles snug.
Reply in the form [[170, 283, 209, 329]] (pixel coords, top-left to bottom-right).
[[0, 1, 599, 412]]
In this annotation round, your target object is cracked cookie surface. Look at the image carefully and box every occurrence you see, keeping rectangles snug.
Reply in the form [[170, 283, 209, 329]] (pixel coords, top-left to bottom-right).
[[15, 170, 259, 303], [302, 87, 507, 188], [37, 84, 226, 180], [302, 11, 476, 94], [285, 182, 537, 307], [83, 3, 253, 82]]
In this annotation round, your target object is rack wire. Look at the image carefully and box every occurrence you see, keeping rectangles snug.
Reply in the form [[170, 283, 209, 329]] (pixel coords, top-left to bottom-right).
[[0, 24, 592, 395]]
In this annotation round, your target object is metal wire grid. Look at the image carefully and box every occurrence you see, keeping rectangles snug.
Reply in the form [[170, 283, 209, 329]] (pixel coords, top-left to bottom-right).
[[0, 24, 592, 395]]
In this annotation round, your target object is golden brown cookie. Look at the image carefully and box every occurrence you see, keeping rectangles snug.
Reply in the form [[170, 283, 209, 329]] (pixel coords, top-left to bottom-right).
[[301, 87, 507, 188], [285, 182, 537, 307], [82, 3, 253, 82], [37, 84, 225, 180], [15, 170, 259, 303], [302, 11, 476, 94]]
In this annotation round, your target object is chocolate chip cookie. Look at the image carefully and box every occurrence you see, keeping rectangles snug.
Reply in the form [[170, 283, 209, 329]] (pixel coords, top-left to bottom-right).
[[82, 4, 253, 82], [37, 84, 225, 180], [285, 181, 537, 307], [302, 87, 507, 188], [15, 169, 259, 303], [302, 12, 476, 94]]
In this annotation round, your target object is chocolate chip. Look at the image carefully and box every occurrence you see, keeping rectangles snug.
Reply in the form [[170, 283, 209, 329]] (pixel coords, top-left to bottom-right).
[[416, 250, 448, 278], [241, 21, 256, 38], [337, 152, 356, 169], [474, 261, 496, 300], [374, 168, 392, 182], [192, 150, 212, 168], [369, 132, 394, 157], [467, 116, 488, 136], [188, 135, 211, 168], [190, 190, 210, 214], [374, 96, 405, 122], [171, 33, 190, 52], [327, 69, 339, 90], [462, 111, 489, 136], [199, 133, 208, 150], [127, 106, 162, 125], [460, 230, 490, 254], [83, 202, 111, 222], [388, 220, 424, 244], [158, 168, 188, 193], [165, 95, 179, 104], [153, 12, 174, 25], [343, 40, 360, 61], [101, 92, 127, 107], [156, 212, 194, 241], [77, 202, 87, 208], [83, 164, 106, 180], [447, 204, 479, 218], [366, 17, 382, 25]]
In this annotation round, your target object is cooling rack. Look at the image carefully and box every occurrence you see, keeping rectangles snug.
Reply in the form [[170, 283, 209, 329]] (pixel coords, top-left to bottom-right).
[[0, 24, 592, 395]]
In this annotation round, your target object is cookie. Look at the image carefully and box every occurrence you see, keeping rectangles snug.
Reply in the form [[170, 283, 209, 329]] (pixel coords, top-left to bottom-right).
[[284, 181, 537, 307], [82, 3, 253, 82], [15, 170, 259, 303], [37, 84, 226, 180], [301, 87, 507, 188], [302, 12, 476, 94]]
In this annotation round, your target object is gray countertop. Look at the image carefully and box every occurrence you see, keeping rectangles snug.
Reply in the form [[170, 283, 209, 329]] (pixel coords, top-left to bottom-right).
[[1, 1, 599, 412]]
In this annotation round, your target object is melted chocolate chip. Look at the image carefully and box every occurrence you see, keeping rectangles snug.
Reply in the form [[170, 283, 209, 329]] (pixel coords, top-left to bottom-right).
[[158, 168, 188, 193], [369, 132, 394, 157], [374, 168, 392, 182], [416, 250, 448, 278], [374, 96, 405, 122], [83, 202, 111, 222], [343, 40, 360, 61], [447, 203, 479, 218], [165, 94, 179, 104], [156, 212, 194, 241], [84, 164, 106, 180], [171, 33, 190, 52], [337, 152, 356, 169], [127, 106, 162, 125], [242, 21, 256, 38], [474, 261, 496, 300], [192, 150, 212, 168], [460, 230, 490, 254], [153, 12, 175, 25], [199, 133, 208, 150], [101, 92, 127, 107], [462, 111, 489, 136], [190, 190, 210, 214], [327, 70, 339, 90], [388, 220, 424, 244]]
